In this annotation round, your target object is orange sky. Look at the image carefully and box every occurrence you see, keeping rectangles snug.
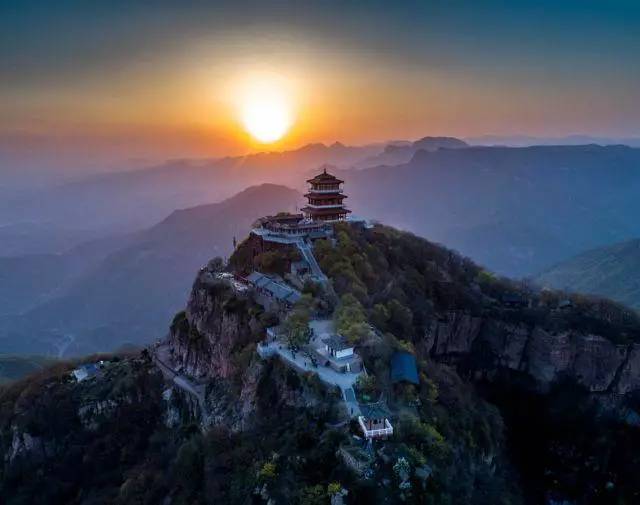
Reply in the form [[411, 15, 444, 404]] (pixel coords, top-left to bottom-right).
[[3, 2, 640, 162]]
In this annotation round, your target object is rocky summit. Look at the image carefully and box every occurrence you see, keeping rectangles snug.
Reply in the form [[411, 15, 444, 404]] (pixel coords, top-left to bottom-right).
[[2, 222, 640, 504]]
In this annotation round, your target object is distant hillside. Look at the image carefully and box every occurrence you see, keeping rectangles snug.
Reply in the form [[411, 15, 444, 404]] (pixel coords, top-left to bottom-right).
[[0, 355, 56, 384], [354, 135, 468, 168], [344, 144, 640, 276], [0, 234, 134, 316], [0, 184, 301, 356], [536, 238, 640, 309]]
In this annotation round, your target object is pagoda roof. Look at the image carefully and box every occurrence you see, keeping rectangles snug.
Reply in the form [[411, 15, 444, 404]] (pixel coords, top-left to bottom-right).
[[304, 192, 347, 199], [306, 168, 344, 184], [301, 206, 351, 215]]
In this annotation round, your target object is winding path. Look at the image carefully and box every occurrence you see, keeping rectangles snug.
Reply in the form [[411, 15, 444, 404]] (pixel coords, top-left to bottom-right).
[[152, 344, 208, 415]]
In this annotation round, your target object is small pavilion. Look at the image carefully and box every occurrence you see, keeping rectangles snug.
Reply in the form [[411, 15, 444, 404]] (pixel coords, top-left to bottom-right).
[[358, 402, 393, 439]]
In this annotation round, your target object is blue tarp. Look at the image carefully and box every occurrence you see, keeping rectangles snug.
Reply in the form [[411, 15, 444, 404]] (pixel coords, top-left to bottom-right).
[[390, 351, 419, 385]]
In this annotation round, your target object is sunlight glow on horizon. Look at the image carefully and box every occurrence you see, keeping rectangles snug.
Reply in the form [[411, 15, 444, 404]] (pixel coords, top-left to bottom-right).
[[236, 74, 296, 144]]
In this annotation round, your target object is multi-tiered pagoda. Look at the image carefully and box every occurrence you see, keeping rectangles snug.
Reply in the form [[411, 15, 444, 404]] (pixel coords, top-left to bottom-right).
[[301, 168, 351, 222]]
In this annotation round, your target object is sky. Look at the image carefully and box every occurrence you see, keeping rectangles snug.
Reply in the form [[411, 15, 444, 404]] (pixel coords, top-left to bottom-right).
[[2, 0, 640, 164]]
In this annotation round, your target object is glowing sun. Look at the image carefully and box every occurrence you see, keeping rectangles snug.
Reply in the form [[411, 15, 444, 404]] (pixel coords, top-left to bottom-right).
[[239, 77, 294, 143]]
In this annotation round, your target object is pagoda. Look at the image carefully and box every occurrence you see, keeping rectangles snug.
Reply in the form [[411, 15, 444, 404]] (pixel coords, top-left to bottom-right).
[[301, 168, 351, 222]]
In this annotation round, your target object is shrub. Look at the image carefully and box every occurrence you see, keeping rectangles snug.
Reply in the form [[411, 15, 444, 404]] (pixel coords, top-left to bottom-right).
[[258, 461, 277, 481]]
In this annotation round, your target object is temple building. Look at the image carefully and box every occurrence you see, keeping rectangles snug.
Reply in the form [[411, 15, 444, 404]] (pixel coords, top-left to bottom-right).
[[245, 167, 360, 283], [301, 168, 351, 222], [312, 334, 363, 373]]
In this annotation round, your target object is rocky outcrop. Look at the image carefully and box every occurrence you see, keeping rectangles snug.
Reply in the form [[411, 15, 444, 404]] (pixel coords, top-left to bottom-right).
[[423, 312, 640, 396], [167, 268, 262, 379], [164, 264, 339, 431], [7, 429, 50, 464]]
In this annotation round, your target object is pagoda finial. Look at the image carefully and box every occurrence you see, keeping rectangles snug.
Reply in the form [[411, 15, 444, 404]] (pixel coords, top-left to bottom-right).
[[323, 166, 327, 174]]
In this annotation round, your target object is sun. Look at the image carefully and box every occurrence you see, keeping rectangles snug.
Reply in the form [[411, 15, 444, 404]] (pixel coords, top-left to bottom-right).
[[239, 76, 294, 143]]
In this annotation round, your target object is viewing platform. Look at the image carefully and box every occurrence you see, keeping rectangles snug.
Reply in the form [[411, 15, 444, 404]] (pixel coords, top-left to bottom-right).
[[252, 213, 334, 240]]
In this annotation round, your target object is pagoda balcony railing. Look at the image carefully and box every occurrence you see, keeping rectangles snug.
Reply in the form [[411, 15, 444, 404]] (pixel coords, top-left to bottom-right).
[[305, 204, 345, 209], [358, 417, 394, 439], [308, 188, 343, 194]]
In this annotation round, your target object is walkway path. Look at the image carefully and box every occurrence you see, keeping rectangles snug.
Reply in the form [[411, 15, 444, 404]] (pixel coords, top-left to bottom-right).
[[343, 387, 362, 417], [258, 340, 362, 417], [152, 344, 208, 415]]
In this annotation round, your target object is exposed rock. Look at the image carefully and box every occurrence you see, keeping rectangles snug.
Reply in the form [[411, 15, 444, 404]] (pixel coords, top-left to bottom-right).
[[165, 265, 339, 431], [615, 343, 640, 394], [425, 311, 639, 397], [168, 269, 261, 379], [7, 429, 48, 464], [424, 312, 482, 356], [78, 399, 119, 430]]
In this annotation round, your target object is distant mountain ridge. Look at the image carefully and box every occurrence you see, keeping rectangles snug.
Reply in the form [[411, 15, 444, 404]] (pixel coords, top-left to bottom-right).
[[465, 134, 640, 147], [0, 141, 383, 243], [536, 238, 640, 309], [354, 135, 468, 168]]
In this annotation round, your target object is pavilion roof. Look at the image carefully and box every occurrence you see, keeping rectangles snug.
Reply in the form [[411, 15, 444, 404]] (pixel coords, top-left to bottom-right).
[[306, 168, 344, 184], [359, 402, 391, 420]]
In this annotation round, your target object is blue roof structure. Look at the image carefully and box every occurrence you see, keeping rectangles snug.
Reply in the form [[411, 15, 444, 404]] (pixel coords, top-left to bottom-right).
[[390, 351, 419, 385], [83, 364, 99, 374]]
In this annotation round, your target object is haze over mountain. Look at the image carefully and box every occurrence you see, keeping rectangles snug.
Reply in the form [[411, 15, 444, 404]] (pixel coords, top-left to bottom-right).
[[0, 184, 300, 356], [465, 134, 640, 147], [536, 238, 640, 310], [0, 141, 381, 256], [353, 136, 468, 168], [6, 141, 640, 357], [344, 144, 640, 276]]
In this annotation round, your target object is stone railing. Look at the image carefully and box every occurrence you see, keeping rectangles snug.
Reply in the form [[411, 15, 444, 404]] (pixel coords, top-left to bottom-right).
[[358, 417, 394, 439]]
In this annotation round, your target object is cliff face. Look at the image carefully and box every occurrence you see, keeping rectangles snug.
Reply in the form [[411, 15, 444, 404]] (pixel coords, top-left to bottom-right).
[[422, 312, 640, 396], [167, 269, 261, 379], [164, 265, 338, 431]]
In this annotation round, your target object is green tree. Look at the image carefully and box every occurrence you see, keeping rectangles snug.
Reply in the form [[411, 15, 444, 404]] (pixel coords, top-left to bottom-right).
[[300, 484, 326, 505], [371, 303, 390, 330], [285, 303, 311, 349], [327, 482, 342, 496], [356, 374, 377, 398], [173, 436, 204, 497], [387, 299, 414, 338], [335, 294, 369, 344], [258, 461, 277, 481]]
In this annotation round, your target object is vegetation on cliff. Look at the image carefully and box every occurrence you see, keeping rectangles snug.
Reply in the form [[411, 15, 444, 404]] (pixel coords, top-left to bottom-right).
[[3, 223, 640, 504], [314, 223, 640, 504], [314, 223, 640, 346]]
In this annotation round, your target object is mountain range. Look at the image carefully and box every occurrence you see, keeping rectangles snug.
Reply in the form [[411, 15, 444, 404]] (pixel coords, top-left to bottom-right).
[[0, 141, 380, 255], [344, 144, 640, 276], [5, 140, 640, 357]]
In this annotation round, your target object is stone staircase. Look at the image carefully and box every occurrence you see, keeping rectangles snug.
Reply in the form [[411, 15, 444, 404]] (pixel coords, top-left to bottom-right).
[[296, 239, 328, 282]]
